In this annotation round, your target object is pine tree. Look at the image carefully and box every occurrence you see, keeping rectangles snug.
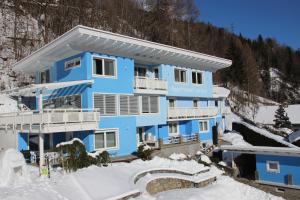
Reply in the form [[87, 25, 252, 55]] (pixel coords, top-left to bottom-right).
[[273, 105, 292, 129]]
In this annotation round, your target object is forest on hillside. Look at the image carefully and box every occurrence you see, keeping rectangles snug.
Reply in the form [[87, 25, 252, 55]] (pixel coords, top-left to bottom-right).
[[1, 0, 300, 104]]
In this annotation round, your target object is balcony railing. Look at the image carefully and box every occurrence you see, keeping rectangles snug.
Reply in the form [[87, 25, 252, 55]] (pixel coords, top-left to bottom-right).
[[168, 107, 218, 120], [0, 109, 100, 133], [134, 77, 167, 94]]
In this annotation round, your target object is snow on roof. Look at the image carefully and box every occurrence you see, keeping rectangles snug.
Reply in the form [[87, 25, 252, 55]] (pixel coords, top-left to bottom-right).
[[13, 25, 232, 75], [0, 95, 18, 114], [221, 131, 252, 147], [212, 86, 230, 98], [289, 129, 300, 143], [255, 105, 300, 125], [236, 121, 298, 148], [220, 145, 300, 157]]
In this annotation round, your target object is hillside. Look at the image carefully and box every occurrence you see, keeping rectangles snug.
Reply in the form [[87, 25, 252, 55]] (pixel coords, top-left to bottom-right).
[[0, 0, 299, 104]]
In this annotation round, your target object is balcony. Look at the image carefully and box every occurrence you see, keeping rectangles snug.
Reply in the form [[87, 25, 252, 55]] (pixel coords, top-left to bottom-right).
[[0, 109, 100, 133], [168, 107, 218, 121], [134, 77, 167, 95]]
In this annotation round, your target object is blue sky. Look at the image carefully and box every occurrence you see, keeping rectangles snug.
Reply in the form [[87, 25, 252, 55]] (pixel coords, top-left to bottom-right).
[[196, 0, 300, 50]]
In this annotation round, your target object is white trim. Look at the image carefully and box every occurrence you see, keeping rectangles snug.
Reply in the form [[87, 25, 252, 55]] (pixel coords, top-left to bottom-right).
[[199, 120, 209, 133], [92, 55, 118, 79], [94, 128, 119, 151], [191, 70, 204, 86], [266, 161, 280, 173], [174, 67, 188, 84], [64, 57, 81, 71], [140, 95, 160, 115]]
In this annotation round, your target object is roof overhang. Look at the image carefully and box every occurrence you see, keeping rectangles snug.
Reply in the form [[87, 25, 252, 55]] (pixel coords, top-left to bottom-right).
[[0, 80, 94, 96], [220, 145, 300, 157], [13, 25, 232, 75]]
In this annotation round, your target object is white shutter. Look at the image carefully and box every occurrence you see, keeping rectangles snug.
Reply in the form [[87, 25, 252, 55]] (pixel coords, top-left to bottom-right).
[[94, 94, 105, 114], [150, 96, 158, 113], [129, 96, 139, 114], [142, 96, 149, 113], [105, 95, 116, 115], [120, 95, 129, 115]]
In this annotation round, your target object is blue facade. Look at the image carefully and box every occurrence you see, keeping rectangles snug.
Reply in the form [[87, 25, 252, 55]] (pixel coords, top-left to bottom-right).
[[256, 154, 300, 187], [21, 48, 227, 157]]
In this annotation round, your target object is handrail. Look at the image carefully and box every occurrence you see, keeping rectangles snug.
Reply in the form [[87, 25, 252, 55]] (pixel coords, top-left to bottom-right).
[[134, 77, 167, 91]]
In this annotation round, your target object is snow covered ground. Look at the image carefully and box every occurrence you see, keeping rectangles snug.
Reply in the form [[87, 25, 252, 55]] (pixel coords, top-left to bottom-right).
[[0, 152, 284, 200]]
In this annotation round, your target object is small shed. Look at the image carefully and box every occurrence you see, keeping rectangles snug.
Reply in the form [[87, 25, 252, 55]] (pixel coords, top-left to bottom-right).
[[220, 145, 300, 189]]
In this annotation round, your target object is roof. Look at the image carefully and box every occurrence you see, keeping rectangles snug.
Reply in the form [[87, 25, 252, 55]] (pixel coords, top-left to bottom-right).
[[13, 25, 232, 75], [255, 105, 300, 125], [212, 86, 230, 98], [0, 80, 94, 96], [220, 145, 300, 157], [289, 129, 300, 143]]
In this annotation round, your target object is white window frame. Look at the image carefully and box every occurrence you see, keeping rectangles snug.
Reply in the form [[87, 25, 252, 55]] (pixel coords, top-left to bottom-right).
[[169, 98, 176, 108], [64, 57, 81, 71], [92, 56, 117, 78], [168, 122, 179, 136], [94, 129, 119, 150], [191, 70, 203, 85], [266, 161, 280, 173], [119, 95, 139, 115], [199, 120, 209, 133], [140, 95, 160, 114], [134, 65, 148, 78], [174, 68, 187, 83]]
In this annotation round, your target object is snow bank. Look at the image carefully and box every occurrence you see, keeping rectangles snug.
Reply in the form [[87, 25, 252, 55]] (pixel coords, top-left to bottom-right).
[[0, 95, 18, 114], [221, 131, 251, 146], [169, 153, 187, 160], [56, 138, 84, 148], [0, 149, 30, 187]]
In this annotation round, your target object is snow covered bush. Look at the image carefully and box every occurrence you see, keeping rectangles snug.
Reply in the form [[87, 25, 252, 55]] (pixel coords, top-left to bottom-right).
[[136, 144, 153, 160], [96, 151, 111, 167]]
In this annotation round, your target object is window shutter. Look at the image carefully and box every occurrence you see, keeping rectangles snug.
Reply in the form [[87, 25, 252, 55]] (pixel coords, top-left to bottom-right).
[[129, 96, 139, 114], [150, 96, 158, 113], [120, 95, 129, 115], [94, 94, 105, 114], [142, 96, 149, 113], [105, 95, 116, 115]]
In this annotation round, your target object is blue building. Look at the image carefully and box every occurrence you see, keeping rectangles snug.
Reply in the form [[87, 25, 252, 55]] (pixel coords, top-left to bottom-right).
[[0, 26, 232, 163], [221, 145, 300, 190]]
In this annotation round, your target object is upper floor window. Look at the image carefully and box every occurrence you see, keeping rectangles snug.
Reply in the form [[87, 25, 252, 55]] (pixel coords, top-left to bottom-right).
[[169, 99, 175, 108], [93, 94, 117, 115], [93, 57, 116, 77], [141, 96, 159, 114], [174, 68, 186, 83], [153, 68, 159, 79], [192, 71, 203, 84], [135, 67, 147, 77], [215, 100, 219, 107], [40, 69, 50, 84], [119, 95, 139, 115], [65, 57, 81, 70], [193, 100, 198, 107], [199, 120, 209, 132]]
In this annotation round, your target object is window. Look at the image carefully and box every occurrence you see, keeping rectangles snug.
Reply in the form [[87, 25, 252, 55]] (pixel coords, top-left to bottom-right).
[[169, 99, 175, 108], [95, 130, 118, 150], [154, 68, 159, 79], [120, 95, 139, 115], [193, 100, 198, 107], [134, 67, 147, 77], [266, 161, 280, 173], [93, 57, 116, 77], [93, 94, 117, 115], [43, 94, 81, 109], [174, 68, 186, 83], [141, 96, 159, 114], [168, 122, 178, 136], [199, 120, 209, 132], [40, 69, 50, 84], [192, 71, 203, 84], [215, 100, 219, 107], [65, 57, 81, 70]]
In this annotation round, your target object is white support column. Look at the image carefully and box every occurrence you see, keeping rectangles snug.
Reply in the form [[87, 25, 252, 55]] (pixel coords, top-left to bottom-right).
[[39, 133, 44, 169], [38, 91, 43, 113]]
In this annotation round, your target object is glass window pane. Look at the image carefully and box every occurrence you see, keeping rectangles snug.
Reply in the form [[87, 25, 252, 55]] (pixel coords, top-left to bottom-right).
[[94, 59, 103, 75], [106, 132, 116, 148], [192, 72, 196, 84], [95, 132, 105, 149], [181, 70, 186, 82], [174, 69, 180, 82], [104, 60, 115, 76], [139, 68, 147, 77], [197, 72, 202, 84]]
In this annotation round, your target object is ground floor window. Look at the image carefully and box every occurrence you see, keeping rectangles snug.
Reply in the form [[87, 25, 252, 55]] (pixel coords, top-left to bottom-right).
[[266, 161, 280, 173], [199, 120, 209, 132], [95, 129, 118, 150], [168, 122, 178, 136]]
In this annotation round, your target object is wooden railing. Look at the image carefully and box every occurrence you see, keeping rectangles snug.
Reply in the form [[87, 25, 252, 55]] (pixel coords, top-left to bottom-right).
[[168, 107, 218, 120], [0, 109, 100, 133], [134, 77, 167, 91]]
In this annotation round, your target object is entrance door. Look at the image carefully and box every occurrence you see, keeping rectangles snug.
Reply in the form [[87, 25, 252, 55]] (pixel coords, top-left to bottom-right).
[[212, 124, 218, 145], [136, 127, 145, 146]]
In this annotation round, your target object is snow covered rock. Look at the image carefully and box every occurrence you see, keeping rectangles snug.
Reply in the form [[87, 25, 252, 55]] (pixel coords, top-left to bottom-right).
[[0, 149, 30, 187], [169, 153, 187, 160]]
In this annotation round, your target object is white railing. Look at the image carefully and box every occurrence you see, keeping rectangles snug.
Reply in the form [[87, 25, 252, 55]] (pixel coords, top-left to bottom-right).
[[181, 134, 198, 142], [161, 134, 199, 145], [134, 77, 167, 91], [0, 109, 100, 132], [168, 107, 218, 120]]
